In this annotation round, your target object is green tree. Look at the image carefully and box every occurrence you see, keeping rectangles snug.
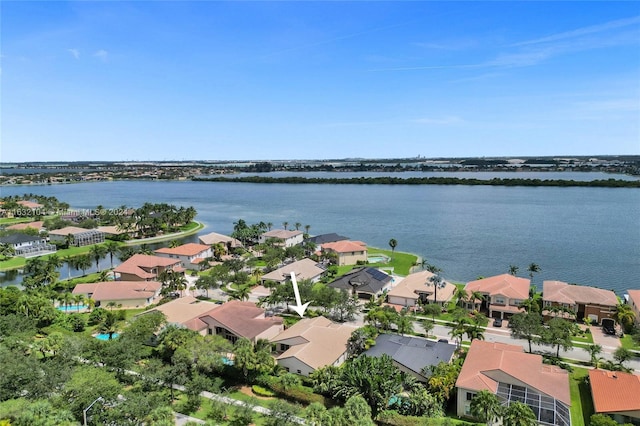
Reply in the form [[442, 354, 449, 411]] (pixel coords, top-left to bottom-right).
[[613, 304, 636, 333], [508, 265, 519, 276], [89, 245, 108, 272], [589, 414, 619, 426], [344, 395, 375, 426], [59, 366, 122, 421], [585, 344, 603, 367], [543, 317, 574, 357], [503, 402, 537, 426], [104, 241, 120, 269], [388, 238, 397, 259], [471, 390, 504, 426], [613, 347, 633, 368], [76, 254, 92, 276], [527, 263, 541, 281], [510, 311, 543, 353], [265, 399, 300, 426]]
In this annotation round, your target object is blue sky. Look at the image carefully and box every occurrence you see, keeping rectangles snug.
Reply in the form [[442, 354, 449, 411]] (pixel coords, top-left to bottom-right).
[[2, 1, 639, 162]]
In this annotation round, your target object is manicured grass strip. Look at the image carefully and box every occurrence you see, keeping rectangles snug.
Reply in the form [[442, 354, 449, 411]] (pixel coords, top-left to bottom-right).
[[620, 334, 640, 351], [569, 367, 593, 426]]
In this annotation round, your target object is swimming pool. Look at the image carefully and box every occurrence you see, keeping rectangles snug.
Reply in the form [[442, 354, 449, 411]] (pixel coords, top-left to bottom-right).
[[222, 356, 234, 366], [95, 333, 120, 340], [57, 305, 87, 312], [368, 255, 390, 264]]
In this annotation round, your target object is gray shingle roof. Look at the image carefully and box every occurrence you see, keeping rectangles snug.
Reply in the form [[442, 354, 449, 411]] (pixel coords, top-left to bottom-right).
[[307, 233, 350, 245], [0, 233, 42, 245], [328, 267, 391, 295]]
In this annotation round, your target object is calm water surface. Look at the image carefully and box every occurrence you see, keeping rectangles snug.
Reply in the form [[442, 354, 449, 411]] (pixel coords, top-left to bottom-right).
[[2, 177, 639, 295]]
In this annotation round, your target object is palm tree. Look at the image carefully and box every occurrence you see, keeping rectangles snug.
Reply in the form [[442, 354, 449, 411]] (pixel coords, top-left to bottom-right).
[[527, 263, 541, 281], [304, 224, 311, 235], [428, 273, 444, 307], [89, 245, 108, 272], [230, 285, 252, 301], [98, 311, 118, 340], [613, 304, 635, 333], [388, 238, 397, 259], [294, 222, 302, 231], [465, 323, 485, 342], [267, 222, 273, 231], [76, 254, 92, 276], [508, 265, 519, 276], [73, 294, 85, 311], [63, 256, 75, 280], [471, 390, 503, 426], [282, 221, 289, 230], [104, 241, 120, 269], [585, 344, 603, 368], [503, 402, 537, 426]]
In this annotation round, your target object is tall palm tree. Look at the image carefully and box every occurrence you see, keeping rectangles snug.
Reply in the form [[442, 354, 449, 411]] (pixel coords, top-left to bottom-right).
[[73, 294, 86, 311], [304, 224, 311, 235], [585, 344, 603, 368], [527, 263, 541, 280], [465, 323, 485, 342], [428, 273, 444, 307], [230, 285, 252, 301], [388, 238, 398, 259], [508, 265, 519, 276], [104, 241, 120, 269], [294, 222, 302, 231], [471, 390, 503, 426], [98, 311, 118, 340], [89, 245, 107, 272], [267, 222, 273, 231], [76, 254, 92, 276], [282, 221, 289, 230], [613, 304, 635, 333]]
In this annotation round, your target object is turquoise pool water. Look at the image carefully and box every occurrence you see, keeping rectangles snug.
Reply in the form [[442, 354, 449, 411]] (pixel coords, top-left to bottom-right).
[[368, 255, 390, 263], [222, 356, 234, 366], [57, 304, 87, 312], [95, 333, 120, 340]]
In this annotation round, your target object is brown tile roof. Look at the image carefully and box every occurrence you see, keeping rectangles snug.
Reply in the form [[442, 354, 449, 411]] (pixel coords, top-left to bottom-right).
[[543, 281, 618, 307], [96, 225, 130, 235], [321, 240, 367, 254], [589, 369, 640, 413], [199, 232, 242, 247], [262, 229, 303, 239], [155, 243, 211, 257], [387, 270, 456, 303], [465, 274, 530, 300], [6, 221, 44, 231], [203, 300, 283, 339], [456, 340, 570, 405], [17, 200, 43, 209], [272, 316, 357, 369], [114, 254, 181, 279], [72, 281, 161, 302], [143, 296, 221, 329], [261, 258, 325, 283]]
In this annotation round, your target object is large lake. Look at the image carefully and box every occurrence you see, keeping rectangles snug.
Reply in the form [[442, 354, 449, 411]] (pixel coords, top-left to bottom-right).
[[2, 172, 639, 296]]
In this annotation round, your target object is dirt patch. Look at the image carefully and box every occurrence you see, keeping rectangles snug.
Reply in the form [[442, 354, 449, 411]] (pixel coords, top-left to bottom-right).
[[238, 385, 274, 400]]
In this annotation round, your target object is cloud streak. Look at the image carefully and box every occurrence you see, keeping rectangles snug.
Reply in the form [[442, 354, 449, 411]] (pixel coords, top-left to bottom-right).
[[93, 49, 108, 62], [67, 48, 80, 59]]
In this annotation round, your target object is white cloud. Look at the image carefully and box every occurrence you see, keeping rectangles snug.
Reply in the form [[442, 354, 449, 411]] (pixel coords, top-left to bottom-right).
[[68, 48, 80, 59], [93, 49, 108, 62]]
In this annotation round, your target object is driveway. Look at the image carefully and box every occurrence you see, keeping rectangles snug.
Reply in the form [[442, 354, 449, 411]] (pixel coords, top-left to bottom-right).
[[590, 325, 621, 352]]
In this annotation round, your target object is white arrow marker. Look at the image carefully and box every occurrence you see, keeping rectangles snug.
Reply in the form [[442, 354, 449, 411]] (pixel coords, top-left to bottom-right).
[[290, 272, 310, 318]]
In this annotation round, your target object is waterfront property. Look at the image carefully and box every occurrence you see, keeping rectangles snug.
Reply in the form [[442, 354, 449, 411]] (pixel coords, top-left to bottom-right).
[[364, 334, 456, 382], [306, 232, 349, 245], [627, 289, 640, 326], [113, 254, 184, 281], [0, 233, 56, 257], [464, 274, 530, 319], [589, 369, 640, 425], [328, 267, 392, 299], [270, 316, 356, 376], [542, 281, 618, 324], [259, 229, 304, 247], [155, 243, 212, 270], [456, 340, 571, 426], [5, 220, 44, 232], [198, 231, 242, 250], [72, 281, 162, 308], [386, 270, 456, 308], [321, 240, 368, 266], [48, 226, 105, 246], [260, 258, 326, 285]]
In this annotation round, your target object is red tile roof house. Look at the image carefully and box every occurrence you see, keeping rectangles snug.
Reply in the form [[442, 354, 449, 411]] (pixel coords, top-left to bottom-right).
[[589, 369, 640, 425], [113, 254, 183, 282], [260, 258, 326, 285], [155, 243, 213, 270], [72, 281, 162, 309], [48, 226, 105, 247], [321, 240, 368, 266], [464, 274, 531, 320], [456, 340, 571, 426], [627, 289, 640, 327], [143, 297, 284, 342], [259, 229, 304, 248], [270, 316, 357, 376], [542, 281, 618, 325], [387, 270, 457, 308]]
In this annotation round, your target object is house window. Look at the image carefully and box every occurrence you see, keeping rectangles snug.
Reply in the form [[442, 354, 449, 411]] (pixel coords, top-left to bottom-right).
[[544, 301, 552, 307], [494, 297, 505, 304], [297, 370, 301, 374], [466, 392, 475, 401], [280, 344, 290, 351]]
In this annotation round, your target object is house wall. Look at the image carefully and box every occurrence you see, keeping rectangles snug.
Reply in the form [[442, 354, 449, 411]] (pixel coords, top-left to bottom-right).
[[584, 304, 615, 324], [392, 360, 427, 382], [630, 297, 640, 326], [96, 297, 151, 309], [388, 295, 417, 307], [284, 234, 304, 247], [609, 410, 640, 423], [337, 251, 367, 266], [117, 272, 147, 282], [277, 357, 315, 376], [456, 387, 477, 418]]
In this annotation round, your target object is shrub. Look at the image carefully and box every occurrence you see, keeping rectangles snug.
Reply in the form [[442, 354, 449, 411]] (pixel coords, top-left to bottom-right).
[[252, 385, 275, 397], [88, 308, 107, 325]]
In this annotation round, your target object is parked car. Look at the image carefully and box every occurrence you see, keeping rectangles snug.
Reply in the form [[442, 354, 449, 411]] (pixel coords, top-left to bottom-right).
[[602, 318, 616, 335], [493, 318, 503, 327]]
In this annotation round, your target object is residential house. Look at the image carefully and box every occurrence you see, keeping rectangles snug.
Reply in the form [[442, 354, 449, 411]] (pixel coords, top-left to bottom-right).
[[259, 230, 304, 247], [364, 334, 456, 382], [456, 340, 571, 426], [49, 226, 105, 246], [199, 232, 242, 250], [321, 240, 367, 266], [155, 243, 213, 270], [328, 267, 392, 299], [542, 281, 618, 324], [271, 316, 357, 376], [0, 233, 56, 257], [306, 233, 349, 245], [261, 258, 326, 285], [72, 281, 162, 308], [387, 270, 456, 308], [464, 274, 531, 319], [627, 289, 640, 326], [114, 254, 183, 282], [589, 369, 640, 425], [96, 225, 134, 240], [144, 298, 284, 342], [5, 221, 44, 232]]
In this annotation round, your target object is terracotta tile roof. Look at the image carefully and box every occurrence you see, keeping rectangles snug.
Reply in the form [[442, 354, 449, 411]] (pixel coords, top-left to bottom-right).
[[72, 281, 161, 302], [387, 270, 456, 303], [456, 340, 570, 405], [6, 221, 44, 231], [17, 200, 43, 209], [155, 243, 211, 257], [321, 240, 367, 254], [199, 232, 242, 247], [261, 258, 325, 283], [272, 316, 357, 369], [114, 254, 181, 279], [627, 289, 640, 309], [589, 369, 640, 413], [465, 274, 530, 300], [262, 229, 303, 239], [143, 296, 221, 329], [202, 300, 283, 339], [543, 281, 618, 307]]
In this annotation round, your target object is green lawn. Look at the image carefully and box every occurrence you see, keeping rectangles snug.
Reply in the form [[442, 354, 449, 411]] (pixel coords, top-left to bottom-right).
[[569, 367, 594, 426], [0, 242, 121, 272], [334, 248, 417, 277], [0, 217, 34, 225], [620, 334, 640, 351]]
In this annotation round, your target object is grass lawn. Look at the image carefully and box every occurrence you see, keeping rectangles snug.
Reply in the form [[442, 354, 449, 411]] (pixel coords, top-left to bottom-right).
[[368, 247, 417, 276], [572, 334, 594, 344], [0, 242, 120, 272], [620, 334, 640, 351], [0, 217, 34, 225], [569, 367, 594, 426]]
